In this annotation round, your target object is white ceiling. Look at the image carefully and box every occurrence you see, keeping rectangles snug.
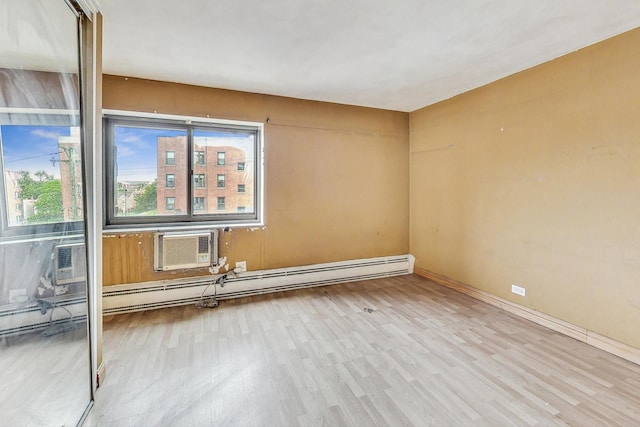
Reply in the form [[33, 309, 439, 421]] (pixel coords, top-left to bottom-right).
[[101, 0, 640, 112]]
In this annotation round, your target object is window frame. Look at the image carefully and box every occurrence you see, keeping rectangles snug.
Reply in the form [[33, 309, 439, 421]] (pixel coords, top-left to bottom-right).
[[103, 111, 264, 230], [166, 174, 175, 188], [0, 112, 86, 239], [165, 151, 175, 165], [217, 151, 225, 166], [166, 196, 175, 211]]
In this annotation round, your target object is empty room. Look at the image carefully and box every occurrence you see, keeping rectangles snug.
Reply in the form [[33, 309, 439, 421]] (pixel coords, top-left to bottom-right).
[[1, 1, 640, 426]]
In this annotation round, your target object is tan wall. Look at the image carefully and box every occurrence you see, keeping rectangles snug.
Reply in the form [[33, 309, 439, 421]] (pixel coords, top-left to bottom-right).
[[103, 75, 410, 285], [410, 28, 640, 349]]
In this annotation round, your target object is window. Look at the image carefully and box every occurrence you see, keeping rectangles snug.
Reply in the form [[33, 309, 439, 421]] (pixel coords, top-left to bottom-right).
[[237, 206, 245, 213], [166, 197, 175, 210], [194, 174, 206, 188], [194, 151, 205, 166], [1, 124, 85, 232], [166, 151, 175, 165], [104, 113, 263, 227], [193, 197, 205, 211], [237, 162, 245, 171], [238, 184, 245, 193], [166, 174, 175, 188]]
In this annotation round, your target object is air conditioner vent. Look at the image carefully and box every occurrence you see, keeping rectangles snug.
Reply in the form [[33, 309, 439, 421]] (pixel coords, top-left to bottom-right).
[[54, 242, 86, 285], [198, 235, 209, 254], [57, 247, 73, 269], [154, 230, 218, 271]]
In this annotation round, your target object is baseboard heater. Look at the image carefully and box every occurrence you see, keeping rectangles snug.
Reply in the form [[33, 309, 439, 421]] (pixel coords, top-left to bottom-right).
[[103, 255, 414, 315], [0, 295, 87, 338]]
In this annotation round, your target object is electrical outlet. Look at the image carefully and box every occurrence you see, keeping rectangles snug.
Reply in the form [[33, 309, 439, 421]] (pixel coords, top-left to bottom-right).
[[511, 284, 526, 296], [235, 261, 247, 273]]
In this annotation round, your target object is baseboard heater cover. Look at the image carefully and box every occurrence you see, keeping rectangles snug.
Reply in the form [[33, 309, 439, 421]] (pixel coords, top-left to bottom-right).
[[0, 296, 87, 337], [103, 255, 414, 315]]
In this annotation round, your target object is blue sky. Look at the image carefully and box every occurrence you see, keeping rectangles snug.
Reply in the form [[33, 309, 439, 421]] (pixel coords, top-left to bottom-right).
[[115, 126, 255, 183], [0, 125, 71, 179], [2, 124, 256, 183], [114, 126, 185, 182]]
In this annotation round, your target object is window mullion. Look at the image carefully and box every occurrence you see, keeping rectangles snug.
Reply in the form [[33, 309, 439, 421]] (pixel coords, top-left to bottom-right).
[[187, 126, 194, 218]]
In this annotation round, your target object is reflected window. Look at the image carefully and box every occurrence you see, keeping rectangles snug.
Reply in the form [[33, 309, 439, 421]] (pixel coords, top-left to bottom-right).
[[1, 125, 83, 227]]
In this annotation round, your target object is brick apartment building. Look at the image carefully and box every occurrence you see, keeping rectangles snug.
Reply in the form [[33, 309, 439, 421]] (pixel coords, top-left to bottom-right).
[[156, 136, 254, 215]]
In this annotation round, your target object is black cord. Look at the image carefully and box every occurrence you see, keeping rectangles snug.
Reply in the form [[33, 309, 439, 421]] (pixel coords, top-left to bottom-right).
[[195, 272, 234, 309]]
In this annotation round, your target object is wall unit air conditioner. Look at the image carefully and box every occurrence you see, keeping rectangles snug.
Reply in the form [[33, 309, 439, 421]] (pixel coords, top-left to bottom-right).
[[154, 230, 218, 271], [54, 241, 87, 285]]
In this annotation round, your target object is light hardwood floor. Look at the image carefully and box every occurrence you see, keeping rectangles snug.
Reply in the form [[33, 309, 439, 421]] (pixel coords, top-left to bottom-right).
[[84, 275, 640, 426], [0, 322, 91, 426]]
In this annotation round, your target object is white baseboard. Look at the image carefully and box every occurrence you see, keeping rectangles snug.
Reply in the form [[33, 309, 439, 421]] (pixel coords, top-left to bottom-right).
[[103, 255, 414, 315], [415, 267, 640, 366]]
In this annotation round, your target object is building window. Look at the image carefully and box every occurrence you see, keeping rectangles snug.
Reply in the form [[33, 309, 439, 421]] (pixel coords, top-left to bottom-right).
[[237, 206, 245, 213], [104, 113, 263, 227], [194, 174, 206, 188], [166, 151, 175, 165], [166, 174, 175, 188], [166, 197, 175, 210], [237, 162, 245, 171], [194, 151, 206, 166], [0, 124, 85, 232], [237, 184, 245, 193], [193, 197, 205, 211]]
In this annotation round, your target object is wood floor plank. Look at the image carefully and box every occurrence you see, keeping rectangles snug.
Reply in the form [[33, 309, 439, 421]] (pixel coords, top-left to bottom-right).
[[85, 275, 640, 426]]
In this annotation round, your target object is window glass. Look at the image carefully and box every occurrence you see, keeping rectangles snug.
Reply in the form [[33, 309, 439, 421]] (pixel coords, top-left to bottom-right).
[[166, 197, 175, 210], [193, 174, 206, 188], [1, 125, 83, 226], [166, 151, 175, 165], [193, 129, 255, 216], [104, 115, 261, 227], [193, 196, 205, 211], [113, 125, 187, 217], [194, 151, 205, 165]]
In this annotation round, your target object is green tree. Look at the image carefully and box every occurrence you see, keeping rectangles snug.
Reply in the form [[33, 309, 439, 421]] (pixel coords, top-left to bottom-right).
[[28, 180, 63, 223], [134, 181, 157, 214], [17, 170, 63, 224]]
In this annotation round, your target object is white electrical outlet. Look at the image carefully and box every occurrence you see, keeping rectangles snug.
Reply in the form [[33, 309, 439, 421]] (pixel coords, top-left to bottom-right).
[[511, 284, 526, 296], [235, 261, 247, 273]]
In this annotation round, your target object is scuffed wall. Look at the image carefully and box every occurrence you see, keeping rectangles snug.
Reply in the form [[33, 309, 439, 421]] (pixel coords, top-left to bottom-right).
[[102, 76, 410, 285], [410, 28, 640, 349]]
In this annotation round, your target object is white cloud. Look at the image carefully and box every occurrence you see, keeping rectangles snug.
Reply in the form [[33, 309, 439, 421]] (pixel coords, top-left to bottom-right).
[[30, 129, 63, 140]]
